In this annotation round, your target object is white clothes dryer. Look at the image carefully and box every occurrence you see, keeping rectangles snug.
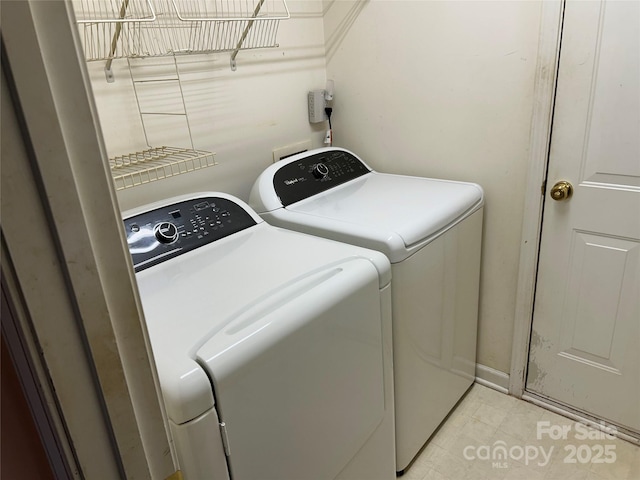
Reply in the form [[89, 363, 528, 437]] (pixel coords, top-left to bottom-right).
[[123, 192, 396, 480], [250, 148, 484, 473]]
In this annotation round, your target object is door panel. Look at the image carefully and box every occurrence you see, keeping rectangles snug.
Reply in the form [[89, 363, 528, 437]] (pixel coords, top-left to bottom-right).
[[559, 232, 638, 370], [527, 0, 640, 433], [581, 1, 640, 186]]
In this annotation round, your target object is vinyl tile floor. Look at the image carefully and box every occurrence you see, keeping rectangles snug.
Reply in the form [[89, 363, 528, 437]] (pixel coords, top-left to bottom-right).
[[401, 384, 640, 480]]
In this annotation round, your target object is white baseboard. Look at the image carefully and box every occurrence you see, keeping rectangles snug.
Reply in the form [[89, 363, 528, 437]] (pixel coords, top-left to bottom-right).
[[475, 364, 510, 394]]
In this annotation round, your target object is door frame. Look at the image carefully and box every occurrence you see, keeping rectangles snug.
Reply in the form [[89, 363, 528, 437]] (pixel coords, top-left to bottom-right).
[[509, 0, 564, 398], [1, 0, 180, 476], [509, 0, 639, 444]]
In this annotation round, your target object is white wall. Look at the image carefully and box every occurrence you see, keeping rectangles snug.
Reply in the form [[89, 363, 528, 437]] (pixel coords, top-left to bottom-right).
[[88, 1, 328, 212], [324, 1, 543, 374]]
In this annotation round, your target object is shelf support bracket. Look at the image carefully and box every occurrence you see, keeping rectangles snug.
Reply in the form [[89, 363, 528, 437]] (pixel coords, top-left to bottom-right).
[[104, 0, 131, 82], [230, 0, 266, 71]]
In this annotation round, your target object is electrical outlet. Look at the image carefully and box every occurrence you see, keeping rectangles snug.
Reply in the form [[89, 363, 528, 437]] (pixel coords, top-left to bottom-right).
[[272, 140, 312, 163], [308, 90, 326, 123]]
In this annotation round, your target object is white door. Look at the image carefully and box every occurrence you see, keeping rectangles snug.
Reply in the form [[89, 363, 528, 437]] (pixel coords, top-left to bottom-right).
[[526, 0, 640, 434]]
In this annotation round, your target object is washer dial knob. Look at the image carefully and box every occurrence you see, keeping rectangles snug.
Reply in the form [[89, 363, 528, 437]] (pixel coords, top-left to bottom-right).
[[154, 221, 179, 244], [312, 162, 329, 179]]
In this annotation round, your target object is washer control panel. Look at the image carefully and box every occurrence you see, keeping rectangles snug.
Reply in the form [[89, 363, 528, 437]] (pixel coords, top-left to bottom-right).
[[273, 149, 370, 206], [124, 196, 257, 272]]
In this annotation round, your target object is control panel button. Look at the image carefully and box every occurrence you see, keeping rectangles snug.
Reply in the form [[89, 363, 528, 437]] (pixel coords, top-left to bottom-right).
[[312, 162, 329, 179], [154, 221, 179, 244]]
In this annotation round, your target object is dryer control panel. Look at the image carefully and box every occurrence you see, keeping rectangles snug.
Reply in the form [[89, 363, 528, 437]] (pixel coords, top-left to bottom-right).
[[124, 196, 257, 272], [273, 149, 370, 206]]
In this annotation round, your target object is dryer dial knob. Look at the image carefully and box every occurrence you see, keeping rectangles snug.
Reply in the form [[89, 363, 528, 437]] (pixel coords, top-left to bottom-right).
[[312, 162, 329, 179], [154, 222, 179, 244]]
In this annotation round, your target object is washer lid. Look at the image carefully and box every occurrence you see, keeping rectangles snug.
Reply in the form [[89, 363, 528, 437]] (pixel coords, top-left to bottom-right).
[[133, 220, 391, 425], [286, 172, 484, 249]]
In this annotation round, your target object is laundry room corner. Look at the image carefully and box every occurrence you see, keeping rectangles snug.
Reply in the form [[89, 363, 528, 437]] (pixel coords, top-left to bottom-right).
[[86, 0, 547, 381]]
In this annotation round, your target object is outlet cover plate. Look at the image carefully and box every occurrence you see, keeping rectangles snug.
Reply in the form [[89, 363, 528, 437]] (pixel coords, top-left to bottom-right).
[[272, 140, 312, 163]]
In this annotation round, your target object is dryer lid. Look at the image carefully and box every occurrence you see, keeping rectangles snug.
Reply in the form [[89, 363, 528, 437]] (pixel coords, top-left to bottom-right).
[[285, 172, 484, 249], [131, 203, 391, 424], [135, 227, 390, 424]]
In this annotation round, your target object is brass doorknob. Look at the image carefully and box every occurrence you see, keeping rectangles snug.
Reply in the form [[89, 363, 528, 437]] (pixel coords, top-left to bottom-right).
[[550, 180, 573, 201]]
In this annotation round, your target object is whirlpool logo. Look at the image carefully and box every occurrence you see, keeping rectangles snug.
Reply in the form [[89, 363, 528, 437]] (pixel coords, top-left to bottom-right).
[[284, 177, 307, 186]]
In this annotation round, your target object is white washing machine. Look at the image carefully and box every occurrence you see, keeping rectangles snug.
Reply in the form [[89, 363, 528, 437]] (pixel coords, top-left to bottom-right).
[[250, 148, 484, 473], [123, 192, 396, 480]]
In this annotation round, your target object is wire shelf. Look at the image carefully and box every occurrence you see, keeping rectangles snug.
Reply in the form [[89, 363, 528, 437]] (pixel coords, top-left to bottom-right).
[[109, 146, 217, 190], [74, 0, 289, 62]]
